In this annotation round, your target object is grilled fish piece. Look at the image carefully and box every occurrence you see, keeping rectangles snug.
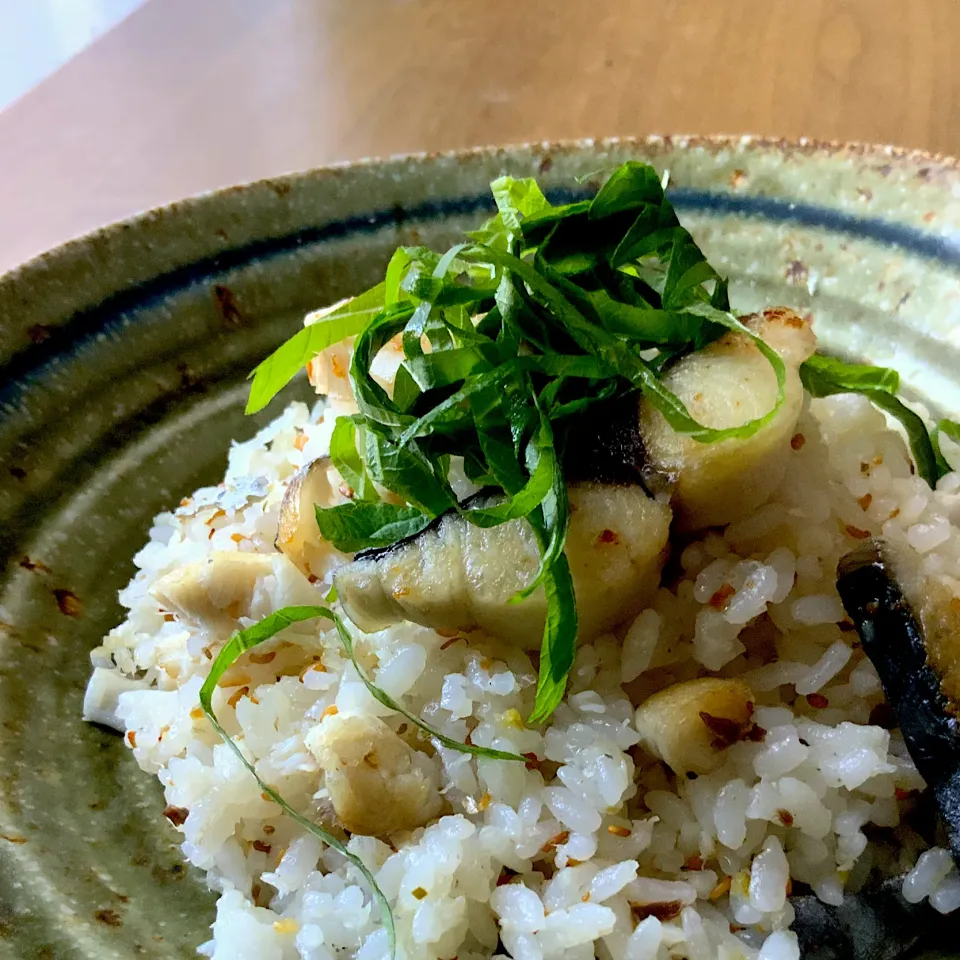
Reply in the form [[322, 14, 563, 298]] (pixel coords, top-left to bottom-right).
[[634, 677, 757, 775], [276, 457, 352, 581], [151, 552, 277, 631], [333, 482, 671, 648], [837, 539, 960, 865], [639, 307, 817, 530], [306, 713, 442, 837]]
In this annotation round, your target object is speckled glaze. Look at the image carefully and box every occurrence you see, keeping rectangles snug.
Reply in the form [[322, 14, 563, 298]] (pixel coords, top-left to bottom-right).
[[1, 137, 959, 959]]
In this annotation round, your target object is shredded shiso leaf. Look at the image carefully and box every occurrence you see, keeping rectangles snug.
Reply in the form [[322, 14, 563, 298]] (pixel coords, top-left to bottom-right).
[[199, 161, 955, 950], [799, 354, 948, 487], [247, 161, 792, 720]]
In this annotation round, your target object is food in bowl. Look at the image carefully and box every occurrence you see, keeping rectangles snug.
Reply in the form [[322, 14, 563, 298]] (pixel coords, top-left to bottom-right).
[[84, 162, 960, 960]]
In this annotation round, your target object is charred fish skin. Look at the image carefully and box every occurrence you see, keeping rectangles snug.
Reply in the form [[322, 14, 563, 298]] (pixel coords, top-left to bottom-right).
[[561, 395, 653, 490], [837, 540, 960, 865], [791, 876, 937, 960]]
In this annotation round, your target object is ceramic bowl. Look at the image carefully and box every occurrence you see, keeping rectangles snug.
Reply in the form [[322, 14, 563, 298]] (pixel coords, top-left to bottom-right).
[[1, 137, 959, 958]]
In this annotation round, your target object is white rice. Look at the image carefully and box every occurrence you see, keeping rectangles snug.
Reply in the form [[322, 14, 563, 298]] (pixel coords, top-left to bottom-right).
[[84, 383, 960, 959]]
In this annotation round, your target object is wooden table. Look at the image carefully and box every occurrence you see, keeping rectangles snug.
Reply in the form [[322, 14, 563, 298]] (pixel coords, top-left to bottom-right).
[[1, 0, 957, 275]]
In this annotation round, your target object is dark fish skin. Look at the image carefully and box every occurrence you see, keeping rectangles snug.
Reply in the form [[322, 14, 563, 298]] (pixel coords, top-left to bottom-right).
[[837, 539, 960, 866], [792, 876, 940, 960], [354, 488, 495, 564], [354, 506, 450, 563], [560, 395, 653, 490]]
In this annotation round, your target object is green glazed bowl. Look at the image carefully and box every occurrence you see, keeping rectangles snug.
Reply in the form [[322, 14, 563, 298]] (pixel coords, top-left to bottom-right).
[[1, 137, 959, 958]]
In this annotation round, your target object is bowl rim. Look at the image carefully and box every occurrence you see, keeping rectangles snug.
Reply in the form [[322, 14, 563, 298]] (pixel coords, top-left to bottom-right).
[[2, 133, 959, 287]]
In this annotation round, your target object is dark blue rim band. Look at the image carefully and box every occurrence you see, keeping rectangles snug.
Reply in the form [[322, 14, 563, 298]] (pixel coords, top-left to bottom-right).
[[670, 188, 960, 265]]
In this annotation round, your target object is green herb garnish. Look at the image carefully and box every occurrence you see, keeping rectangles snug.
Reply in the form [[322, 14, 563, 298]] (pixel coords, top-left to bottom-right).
[[247, 285, 387, 415], [932, 417, 960, 476], [246, 161, 792, 721], [799, 354, 946, 487], [938, 419, 960, 445], [314, 501, 432, 553]]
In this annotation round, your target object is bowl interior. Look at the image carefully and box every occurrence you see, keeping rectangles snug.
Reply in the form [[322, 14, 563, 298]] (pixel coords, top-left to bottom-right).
[[1, 138, 959, 958]]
